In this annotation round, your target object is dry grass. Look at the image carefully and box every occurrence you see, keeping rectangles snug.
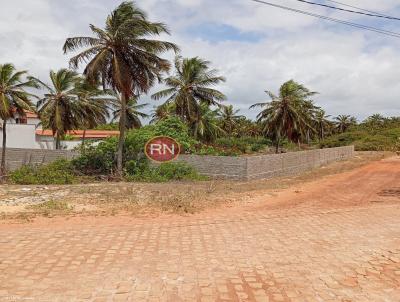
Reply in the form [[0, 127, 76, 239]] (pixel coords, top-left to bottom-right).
[[0, 151, 393, 221]]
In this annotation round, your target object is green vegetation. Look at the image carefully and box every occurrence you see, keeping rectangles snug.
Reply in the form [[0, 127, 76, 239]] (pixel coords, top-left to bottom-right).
[[0, 63, 38, 176], [10, 160, 76, 185], [125, 161, 205, 182], [1, 1, 399, 183], [320, 116, 400, 151]]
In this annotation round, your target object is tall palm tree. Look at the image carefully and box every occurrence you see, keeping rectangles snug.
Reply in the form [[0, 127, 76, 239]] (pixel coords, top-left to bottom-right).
[[63, 1, 178, 175], [335, 115, 357, 133], [35, 69, 85, 149], [314, 109, 331, 141], [0, 63, 37, 175], [111, 95, 148, 129], [217, 105, 243, 134], [151, 56, 226, 126], [250, 80, 317, 152], [191, 103, 225, 142]]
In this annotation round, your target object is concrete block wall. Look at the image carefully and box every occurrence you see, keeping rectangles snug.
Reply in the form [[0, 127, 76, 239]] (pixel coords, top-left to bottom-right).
[[180, 146, 354, 180], [178, 155, 248, 180], [246, 146, 354, 180], [0, 148, 78, 171], [1, 146, 354, 181]]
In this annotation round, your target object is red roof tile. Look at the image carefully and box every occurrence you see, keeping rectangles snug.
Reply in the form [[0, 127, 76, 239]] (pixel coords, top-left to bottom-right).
[[36, 130, 120, 139]]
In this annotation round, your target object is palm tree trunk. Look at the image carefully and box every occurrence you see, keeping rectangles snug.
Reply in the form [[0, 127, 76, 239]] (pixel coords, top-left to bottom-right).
[[1, 120, 7, 177], [56, 133, 61, 150], [117, 94, 127, 176], [275, 137, 280, 154], [82, 129, 87, 148]]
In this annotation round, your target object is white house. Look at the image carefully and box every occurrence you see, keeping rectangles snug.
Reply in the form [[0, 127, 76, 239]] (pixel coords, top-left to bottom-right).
[[0, 111, 119, 150]]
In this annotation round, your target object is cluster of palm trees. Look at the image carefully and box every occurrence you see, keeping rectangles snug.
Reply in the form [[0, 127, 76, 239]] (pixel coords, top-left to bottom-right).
[[250, 80, 359, 152], [0, 1, 370, 178]]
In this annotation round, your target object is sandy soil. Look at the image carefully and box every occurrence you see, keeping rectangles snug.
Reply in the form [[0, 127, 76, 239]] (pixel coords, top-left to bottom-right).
[[0, 151, 395, 222]]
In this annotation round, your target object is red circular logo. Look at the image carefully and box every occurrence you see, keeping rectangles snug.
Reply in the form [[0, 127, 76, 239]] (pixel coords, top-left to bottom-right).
[[145, 136, 181, 162]]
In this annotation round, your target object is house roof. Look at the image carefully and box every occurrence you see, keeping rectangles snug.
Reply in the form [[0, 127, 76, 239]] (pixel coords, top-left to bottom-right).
[[25, 111, 39, 118], [36, 130, 120, 139]]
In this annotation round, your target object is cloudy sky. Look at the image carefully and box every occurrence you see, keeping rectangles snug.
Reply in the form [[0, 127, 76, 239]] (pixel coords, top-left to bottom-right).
[[1, 0, 400, 121]]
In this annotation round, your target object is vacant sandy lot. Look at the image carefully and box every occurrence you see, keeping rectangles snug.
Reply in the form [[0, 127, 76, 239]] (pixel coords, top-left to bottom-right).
[[0, 153, 399, 301]]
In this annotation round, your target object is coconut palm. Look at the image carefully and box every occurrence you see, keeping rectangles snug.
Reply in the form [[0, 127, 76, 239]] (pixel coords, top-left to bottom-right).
[[111, 95, 148, 129], [191, 103, 225, 142], [335, 115, 357, 133], [0, 63, 37, 175], [63, 1, 178, 175], [35, 69, 86, 149], [250, 80, 318, 152], [217, 105, 243, 134], [150, 103, 175, 124], [74, 80, 113, 145], [151, 56, 226, 125], [314, 109, 331, 141]]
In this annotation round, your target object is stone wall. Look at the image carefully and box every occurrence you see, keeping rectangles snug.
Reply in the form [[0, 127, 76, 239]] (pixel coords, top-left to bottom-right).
[[179, 146, 355, 180], [0, 148, 78, 171], [1, 146, 354, 181]]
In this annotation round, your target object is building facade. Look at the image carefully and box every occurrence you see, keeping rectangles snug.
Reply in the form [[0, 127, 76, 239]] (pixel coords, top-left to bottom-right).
[[0, 111, 119, 150]]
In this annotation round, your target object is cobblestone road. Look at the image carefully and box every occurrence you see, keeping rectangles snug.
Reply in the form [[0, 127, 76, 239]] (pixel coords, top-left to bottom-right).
[[0, 158, 399, 302]]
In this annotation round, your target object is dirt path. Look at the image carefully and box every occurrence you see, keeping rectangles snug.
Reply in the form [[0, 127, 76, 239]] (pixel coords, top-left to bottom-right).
[[0, 157, 399, 301]]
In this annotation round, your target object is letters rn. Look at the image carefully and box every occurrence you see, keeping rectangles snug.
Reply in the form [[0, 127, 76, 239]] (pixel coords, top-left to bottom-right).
[[150, 143, 175, 155]]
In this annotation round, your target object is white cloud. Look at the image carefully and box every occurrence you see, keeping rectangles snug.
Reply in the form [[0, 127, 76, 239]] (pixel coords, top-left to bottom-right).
[[0, 0, 399, 120]]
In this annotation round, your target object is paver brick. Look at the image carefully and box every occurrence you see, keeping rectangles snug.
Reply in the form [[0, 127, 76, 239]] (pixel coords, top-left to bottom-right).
[[0, 158, 399, 301]]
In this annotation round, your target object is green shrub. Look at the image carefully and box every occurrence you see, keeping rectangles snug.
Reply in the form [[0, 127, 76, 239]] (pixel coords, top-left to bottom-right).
[[154, 117, 197, 152], [125, 161, 205, 182], [320, 128, 400, 151], [10, 159, 76, 185], [72, 137, 118, 175], [215, 136, 270, 154]]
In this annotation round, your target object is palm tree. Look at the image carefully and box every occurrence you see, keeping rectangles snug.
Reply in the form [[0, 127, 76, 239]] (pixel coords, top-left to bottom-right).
[[150, 103, 175, 124], [74, 80, 113, 146], [217, 105, 243, 134], [151, 56, 226, 126], [191, 103, 225, 142], [35, 69, 85, 149], [0, 63, 37, 175], [335, 115, 357, 133], [63, 1, 178, 175], [363, 114, 386, 129], [314, 109, 331, 141], [111, 95, 148, 129], [250, 80, 317, 153]]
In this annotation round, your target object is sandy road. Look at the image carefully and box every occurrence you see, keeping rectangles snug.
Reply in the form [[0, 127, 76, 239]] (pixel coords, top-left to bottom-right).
[[0, 157, 399, 302]]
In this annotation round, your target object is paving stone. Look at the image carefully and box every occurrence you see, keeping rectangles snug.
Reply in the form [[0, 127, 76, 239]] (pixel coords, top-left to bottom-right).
[[0, 158, 400, 301]]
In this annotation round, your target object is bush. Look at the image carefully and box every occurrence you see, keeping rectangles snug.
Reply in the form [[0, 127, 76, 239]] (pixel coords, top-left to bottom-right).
[[215, 136, 270, 154], [320, 128, 400, 151], [72, 137, 118, 175], [154, 117, 197, 152], [10, 159, 76, 185], [125, 161, 205, 182]]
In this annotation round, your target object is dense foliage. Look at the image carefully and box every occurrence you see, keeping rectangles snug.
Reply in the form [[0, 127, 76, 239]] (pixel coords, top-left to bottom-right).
[[320, 116, 400, 151], [10, 160, 76, 185]]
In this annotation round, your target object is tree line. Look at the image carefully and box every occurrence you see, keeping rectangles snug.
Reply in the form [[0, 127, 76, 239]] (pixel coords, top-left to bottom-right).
[[0, 1, 396, 177]]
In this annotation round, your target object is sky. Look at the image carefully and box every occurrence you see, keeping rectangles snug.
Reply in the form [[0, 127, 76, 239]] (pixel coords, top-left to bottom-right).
[[1, 0, 400, 121]]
